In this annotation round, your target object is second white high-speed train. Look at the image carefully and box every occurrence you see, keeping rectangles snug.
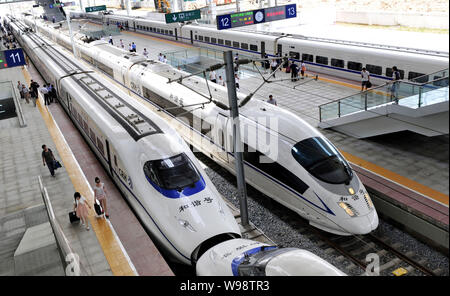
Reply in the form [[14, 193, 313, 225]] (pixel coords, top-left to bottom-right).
[[23, 16, 379, 236]]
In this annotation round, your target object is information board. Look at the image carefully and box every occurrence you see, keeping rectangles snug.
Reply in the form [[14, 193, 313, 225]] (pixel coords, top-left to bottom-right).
[[85, 5, 107, 13], [165, 9, 201, 24], [217, 4, 297, 30], [0, 48, 26, 69]]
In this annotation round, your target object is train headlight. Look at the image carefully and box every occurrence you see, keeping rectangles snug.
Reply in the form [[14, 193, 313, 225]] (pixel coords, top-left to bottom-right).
[[364, 192, 374, 209], [338, 202, 355, 217]]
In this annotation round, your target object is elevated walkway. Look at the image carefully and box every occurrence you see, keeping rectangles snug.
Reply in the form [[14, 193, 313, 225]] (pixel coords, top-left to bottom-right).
[[318, 69, 449, 138]]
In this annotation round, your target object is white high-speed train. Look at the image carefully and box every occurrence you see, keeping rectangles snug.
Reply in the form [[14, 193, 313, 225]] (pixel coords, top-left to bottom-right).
[[73, 11, 449, 85], [9, 16, 346, 276], [22, 16, 379, 236]]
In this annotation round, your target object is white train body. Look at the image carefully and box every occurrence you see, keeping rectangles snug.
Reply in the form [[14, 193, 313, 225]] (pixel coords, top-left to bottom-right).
[[11, 17, 241, 265], [73, 12, 448, 86], [196, 238, 346, 276], [23, 16, 379, 236]]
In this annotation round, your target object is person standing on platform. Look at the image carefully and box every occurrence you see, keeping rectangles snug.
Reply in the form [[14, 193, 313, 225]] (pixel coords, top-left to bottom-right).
[[131, 42, 136, 52], [361, 67, 371, 91], [282, 54, 289, 72], [40, 84, 50, 105], [108, 34, 113, 45], [30, 80, 39, 107], [300, 60, 306, 79], [270, 59, 278, 78], [267, 95, 277, 106], [218, 75, 225, 86], [73, 192, 91, 231], [290, 62, 299, 82], [47, 84, 53, 103], [50, 84, 57, 103], [143, 48, 149, 58], [234, 73, 240, 91], [391, 66, 401, 103], [209, 70, 217, 83], [22, 84, 30, 104], [163, 55, 168, 63], [17, 81, 24, 100], [158, 53, 163, 62], [94, 177, 109, 219], [120, 39, 124, 49], [42, 144, 56, 177]]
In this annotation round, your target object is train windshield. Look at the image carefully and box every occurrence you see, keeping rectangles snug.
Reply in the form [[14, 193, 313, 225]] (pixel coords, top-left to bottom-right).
[[143, 153, 201, 191], [291, 137, 353, 184]]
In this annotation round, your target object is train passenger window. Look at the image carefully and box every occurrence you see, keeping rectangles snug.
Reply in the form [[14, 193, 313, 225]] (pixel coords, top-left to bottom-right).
[[331, 58, 344, 68], [301, 54, 313, 62], [225, 40, 232, 46], [164, 30, 168, 35], [408, 71, 427, 82], [241, 43, 248, 50], [347, 61, 363, 71], [205, 36, 210, 42], [143, 153, 202, 191], [195, 35, 197, 40], [97, 138, 104, 156], [169, 30, 173, 35], [365, 64, 382, 75], [198, 35, 204, 41], [385, 68, 405, 79], [218, 39, 224, 45], [157, 28, 161, 33], [250, 44, 258, 52], [289, 51, 300, 59], [316, 56, 328, 65], [233, 41, 240, 48], [243, 144, 309, 194], [211, 38, 217, 44]]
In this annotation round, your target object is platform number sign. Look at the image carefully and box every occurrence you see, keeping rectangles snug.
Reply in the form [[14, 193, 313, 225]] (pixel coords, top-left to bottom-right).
[[217, 14, 232, 30], [0, 49, 26, 69]]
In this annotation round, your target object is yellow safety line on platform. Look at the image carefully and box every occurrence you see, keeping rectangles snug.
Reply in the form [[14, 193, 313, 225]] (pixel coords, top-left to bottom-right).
[[341, 151, 449, 206], [22, 67, 136, 276]]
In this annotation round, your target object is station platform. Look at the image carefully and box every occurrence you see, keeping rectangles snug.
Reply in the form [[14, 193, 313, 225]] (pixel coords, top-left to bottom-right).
[[0, 63, 174, 275], [35, 18, 449, 247]]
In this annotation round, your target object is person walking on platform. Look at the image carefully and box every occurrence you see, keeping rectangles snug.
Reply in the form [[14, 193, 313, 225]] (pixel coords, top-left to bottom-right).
[[282, 54, 289, 72], [290, 62, 299, 82], [270, 59, 278, 78], [158, 53, 163, 62], [131, 42, 137, 52], [361, 67, 371, 91], [73, 192, 91, 231], [17, 81, 24, 100], [120, 39, 124, 49], [300, 60, 306, 79], [234, 73, 240, 91], [209, 70, 217, 84], [108, 34, 113, 45], [218, 75, 225, 87], [128, 43, 132, 52], [94, 177, 109, 219], [391, 66, 401, 103], [143, 48, 149, 58], [47, 84, 53, 103], [22, 84, 30, 104], [163, 55, 168, 63], [42, 144, 56, 177], [50, 84, 57, 103], [30, 80, 39, 107], [267, 95, 277, 106], [40, 84, 50, 105]]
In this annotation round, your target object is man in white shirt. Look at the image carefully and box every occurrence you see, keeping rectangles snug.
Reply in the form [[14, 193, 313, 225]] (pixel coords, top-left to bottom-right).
[[158, 53, 163, 62], [39, 84, 50, 105], [270, 59, 278, 78], [143, 48, 149, 58], [163, 55, 168, 63], [209, 70, 217, 83], [361, 67, 371, 91], [218, 76, 225, 86], [267, 95, 277, 106]]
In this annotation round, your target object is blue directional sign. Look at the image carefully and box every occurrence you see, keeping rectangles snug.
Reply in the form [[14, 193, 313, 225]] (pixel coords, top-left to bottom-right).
[[0, 48, 26, 69], [217, 4, 297, 30]]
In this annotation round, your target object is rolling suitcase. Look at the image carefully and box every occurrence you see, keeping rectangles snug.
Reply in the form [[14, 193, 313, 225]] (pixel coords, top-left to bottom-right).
[[69, 211, 80, 223], [94, 199, 103, 216]]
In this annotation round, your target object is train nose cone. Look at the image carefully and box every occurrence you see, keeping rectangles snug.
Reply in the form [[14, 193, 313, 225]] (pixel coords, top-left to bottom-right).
[[348, 210, 379, 235]]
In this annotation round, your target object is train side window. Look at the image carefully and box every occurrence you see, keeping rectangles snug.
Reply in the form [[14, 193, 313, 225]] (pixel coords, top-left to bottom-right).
[[195, 35, 197, 40], [241, 43, 248, 50], [331, 58, 344, 68], [301, 54, 313, 62], [347, 61, 362, 71], [365, 64, 382, 75], [198, 35, 204, 41], [225, 40, 232, 46], [316, 56, 328, 65], [169, 30, 173, 35], [211, 37, 217, 44], [250, 44, 258, 52], [408, 71, 427, 82], [289, 51, 300, 59], [164, 30, 168, 35], [204, 36, 210, 42], [97, 138, 104, 156], [218, 39, 224, 45], [233, 41, 239, 48], [385, 68, 405, 79]]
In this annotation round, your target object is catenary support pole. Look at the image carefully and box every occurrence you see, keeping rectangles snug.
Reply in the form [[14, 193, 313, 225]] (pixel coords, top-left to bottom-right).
[[223, 50, 249, 227], [66, 12, 76, 57], [126, 0, 131, 16]]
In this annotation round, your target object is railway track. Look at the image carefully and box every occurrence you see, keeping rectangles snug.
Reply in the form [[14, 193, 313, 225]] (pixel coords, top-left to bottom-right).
[[195, 151, 447, 276]]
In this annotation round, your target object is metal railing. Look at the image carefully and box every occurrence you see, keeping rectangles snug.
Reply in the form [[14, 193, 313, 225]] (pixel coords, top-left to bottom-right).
[[410, 68, 449, 84], [319, 74, 449, 122], [1, 80, 26, 127], [38, 175, 89, 276]]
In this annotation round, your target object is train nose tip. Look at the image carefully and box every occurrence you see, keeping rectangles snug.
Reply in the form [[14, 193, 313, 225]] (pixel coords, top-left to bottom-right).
[[352, 210, 379, 235]]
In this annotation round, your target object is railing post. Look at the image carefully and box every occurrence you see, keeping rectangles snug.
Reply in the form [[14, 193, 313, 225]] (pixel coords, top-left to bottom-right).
[[338, 101, 341, 117], [418, 86, 423, 108], [364, 92, 368, 110], [319, 106, 322, 122]]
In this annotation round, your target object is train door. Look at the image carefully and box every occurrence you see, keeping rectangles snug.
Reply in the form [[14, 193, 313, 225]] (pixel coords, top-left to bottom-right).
[[277, 44, 282, 55], [213, 113, 229, 163], [190, 30, 193, 44], [133, 21, 136, 32], [175, 28, 178, 41], [260, 41, 265, 58], [105, 139, 114, 176]]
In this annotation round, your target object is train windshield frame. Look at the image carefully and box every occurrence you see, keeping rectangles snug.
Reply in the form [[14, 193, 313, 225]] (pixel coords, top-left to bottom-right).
[[291, 137, 353, 184], [143, 153, 201, 191]]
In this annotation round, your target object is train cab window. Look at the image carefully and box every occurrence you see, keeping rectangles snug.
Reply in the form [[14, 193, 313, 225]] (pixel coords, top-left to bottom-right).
[[143, 153, 202, 191], [250, 44, 258, 52], [218, 39, 224, 45], [408, 71, 427, 82], [316, 56, 328, 65], [97, 138, 104, 156], [365, 64, 382, 75], [198, 35, 204, 41], [211, 37, 217, 44], [301, 54, 313, 62], [233, 41, 240, 48], [204, 36, 210, 42], [225, 40, 232, 46], [291, 137, 353, 185], [289, 51, 300, 59], [385, 67, 405, 79], [241, 43, 248, 50], [347, 61, 363, 71]]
